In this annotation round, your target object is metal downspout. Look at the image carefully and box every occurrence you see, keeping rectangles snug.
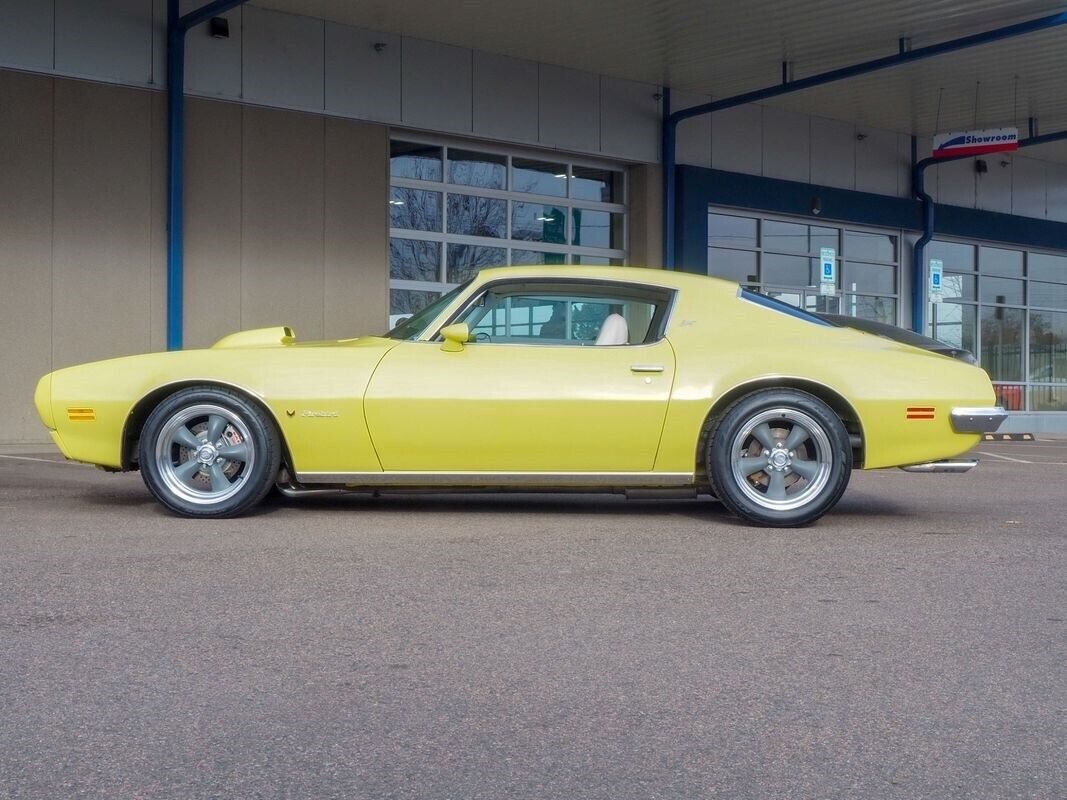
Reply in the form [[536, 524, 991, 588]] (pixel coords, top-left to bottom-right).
[[660, 10, 1067, 270]]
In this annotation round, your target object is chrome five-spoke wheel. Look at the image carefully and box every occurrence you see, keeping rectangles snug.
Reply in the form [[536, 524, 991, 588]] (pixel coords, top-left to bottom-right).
[[708, 389, 852, 527], [155, 404, 256, 505], [729, 408, 832, 511], [139, 387, 281, 518]]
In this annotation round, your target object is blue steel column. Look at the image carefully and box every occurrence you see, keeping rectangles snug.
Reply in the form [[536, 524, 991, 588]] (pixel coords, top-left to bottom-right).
[[166, 0, 185, 350], [661, 88, 675, 269], [166, 0, 248, 350]]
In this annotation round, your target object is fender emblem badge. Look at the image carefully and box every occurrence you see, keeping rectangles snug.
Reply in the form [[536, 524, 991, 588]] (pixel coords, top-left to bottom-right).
[[285, 409, 296, 417], [302, 410, 339, 418]]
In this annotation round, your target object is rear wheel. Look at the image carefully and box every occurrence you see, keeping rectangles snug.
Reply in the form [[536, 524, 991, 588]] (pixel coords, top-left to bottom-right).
[[707, 389, 852, 527], [139, 387, 281, 518]]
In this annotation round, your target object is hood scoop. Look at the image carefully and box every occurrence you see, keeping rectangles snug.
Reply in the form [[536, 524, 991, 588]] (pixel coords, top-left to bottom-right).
[[211, 326, 295, 349]]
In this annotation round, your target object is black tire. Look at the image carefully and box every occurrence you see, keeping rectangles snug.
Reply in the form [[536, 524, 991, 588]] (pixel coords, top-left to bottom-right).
[[138, 386, 281, 518], [706, 389, 852, 527]]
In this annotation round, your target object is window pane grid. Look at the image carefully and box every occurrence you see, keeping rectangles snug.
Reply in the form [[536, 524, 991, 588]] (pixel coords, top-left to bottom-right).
[[390, 139, 627, 321]]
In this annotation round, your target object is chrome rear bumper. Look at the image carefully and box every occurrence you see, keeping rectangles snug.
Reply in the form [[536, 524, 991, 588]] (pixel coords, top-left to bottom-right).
[[900, 459, 979, 473], [951, 406, 1008, 433]]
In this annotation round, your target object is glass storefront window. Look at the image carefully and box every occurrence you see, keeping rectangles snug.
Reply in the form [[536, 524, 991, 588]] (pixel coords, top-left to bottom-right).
[[1029, 252, 1067, 283], [1031, 281, 1067, 309], [941, 273, 976, 302], [390, 141, 443, 182], [513, 203, 567, 243], [447, 149, 507, 190], [708, 214, 758, 249], [980, 246, 1024, 277], [446, 194, 506, 238], [389, 141, 625, 318], [708, 248, 758, 284], [847, 295, 896, 325], [762, 220, 809, 254], [842, 262, 896, 295], [572, 209, 619, 249], [927, 240, 975, 272], [979, 276, 1025, 305], [513, 158, 568, 197], [389, 238, 440, 282], [389, 288, 441, 325], [1029, 310, 1067, 385], [845, 231, 896, 262], [980, 306, 1025, 382], [446, 244, 506, 284], [762, 253, 814, 287], [390, 187, 441, 232], [931, 302, 977, 354], [571, 166, 620, 203]]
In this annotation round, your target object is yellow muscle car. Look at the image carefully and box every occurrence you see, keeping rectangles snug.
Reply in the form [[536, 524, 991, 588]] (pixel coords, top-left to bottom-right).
[[34, 266, 1006, 526]]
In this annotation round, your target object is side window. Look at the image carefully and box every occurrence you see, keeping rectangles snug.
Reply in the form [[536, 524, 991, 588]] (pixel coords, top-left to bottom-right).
[[454, 282, 670, 346]]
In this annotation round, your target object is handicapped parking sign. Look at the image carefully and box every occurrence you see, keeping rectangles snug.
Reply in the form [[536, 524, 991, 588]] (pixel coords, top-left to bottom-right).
[[819, 248, 836, 296], [929, 258, 943, 304]]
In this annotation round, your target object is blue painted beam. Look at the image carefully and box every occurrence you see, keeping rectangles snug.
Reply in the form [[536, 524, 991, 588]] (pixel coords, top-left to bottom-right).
[[166, 0, 247, 351], [661, 9, 1067, 269]]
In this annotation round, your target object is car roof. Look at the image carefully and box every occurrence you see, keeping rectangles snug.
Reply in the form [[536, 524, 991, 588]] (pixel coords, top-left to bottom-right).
[[470, 264, 738, 294]]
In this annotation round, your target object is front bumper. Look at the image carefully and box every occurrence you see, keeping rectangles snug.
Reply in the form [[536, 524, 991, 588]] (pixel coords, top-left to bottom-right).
[[950, 406, 1008, 433]]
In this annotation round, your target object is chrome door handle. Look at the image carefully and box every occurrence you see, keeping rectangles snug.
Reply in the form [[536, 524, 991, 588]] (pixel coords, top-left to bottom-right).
[[630, 364, 664, 373]]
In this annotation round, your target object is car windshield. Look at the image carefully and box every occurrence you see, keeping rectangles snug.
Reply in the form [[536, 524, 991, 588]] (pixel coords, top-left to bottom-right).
[[382, 281, 472, 340]]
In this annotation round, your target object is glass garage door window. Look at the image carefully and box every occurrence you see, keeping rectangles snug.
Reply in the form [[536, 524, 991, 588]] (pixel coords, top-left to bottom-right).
[[928, 241, 1067, 412], [706, 209, 900, 325], [389, 140, 627, 325]]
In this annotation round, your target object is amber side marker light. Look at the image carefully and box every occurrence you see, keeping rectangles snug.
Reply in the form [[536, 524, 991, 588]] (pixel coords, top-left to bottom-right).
[[906, 406, 935, 420], [67, 407, 96, 422]]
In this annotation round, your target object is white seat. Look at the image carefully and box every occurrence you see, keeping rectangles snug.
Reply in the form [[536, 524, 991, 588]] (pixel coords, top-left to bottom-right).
[[595, 313, 629, 346]]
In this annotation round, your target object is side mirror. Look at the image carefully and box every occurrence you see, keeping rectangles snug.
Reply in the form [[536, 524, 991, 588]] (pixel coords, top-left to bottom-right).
[[440, 323, 470, 352]]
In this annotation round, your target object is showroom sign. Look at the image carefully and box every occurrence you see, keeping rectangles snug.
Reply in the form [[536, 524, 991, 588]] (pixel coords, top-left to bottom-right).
[[932, 127, 1019, 158]]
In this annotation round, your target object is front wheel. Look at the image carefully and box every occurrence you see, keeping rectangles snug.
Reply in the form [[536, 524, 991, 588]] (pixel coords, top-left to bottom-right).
[[139, 387, 281, 518], [707, 389, 852, 527]]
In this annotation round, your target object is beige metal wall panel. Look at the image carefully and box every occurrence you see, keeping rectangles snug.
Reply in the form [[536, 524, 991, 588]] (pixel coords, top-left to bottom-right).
[[185, 3, 243, 99], [402, 37, 473, 134], [600, 76, 660, 163], [183, 98, 243, 349], [672, 90, 711, 169], [627, 164, 663, 268], [148, 89, 168, 352], [240, 105, 326, 339], [472, 51, 538, 144], [539, 64, 600, 154], [711, 104, 761, 176], [54, 0, 153, 85], [0, 0, 54, 72], [810, 116, 855, 190], [762, 106, 810, 183], [325, 23, 401, 123], [934, 157, 975, 208], [323, 117, 389, 338], [854, 128, 900, 197], [1012, 157, 1047, 220], [977, 157, 1013, 215], [243, 5, 326, 112], [1047, 163, 1067, 223], [0, 72, 53, 443], [52, 79, 153, 370]]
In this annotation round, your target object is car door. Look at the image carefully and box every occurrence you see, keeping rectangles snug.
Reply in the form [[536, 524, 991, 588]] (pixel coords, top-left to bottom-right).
[[363, 278, 677, 474]]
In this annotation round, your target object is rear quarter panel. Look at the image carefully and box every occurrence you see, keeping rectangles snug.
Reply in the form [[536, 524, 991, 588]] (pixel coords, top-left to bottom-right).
[[655, 283, 993, 472]]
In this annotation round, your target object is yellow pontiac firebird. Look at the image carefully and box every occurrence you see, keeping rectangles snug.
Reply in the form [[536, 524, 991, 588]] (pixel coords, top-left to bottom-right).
[[35, 266, 1006, 526]]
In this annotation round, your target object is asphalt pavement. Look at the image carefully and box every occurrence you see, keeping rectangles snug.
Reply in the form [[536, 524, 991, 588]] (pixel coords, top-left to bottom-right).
[[1, 440, 1065, 799]]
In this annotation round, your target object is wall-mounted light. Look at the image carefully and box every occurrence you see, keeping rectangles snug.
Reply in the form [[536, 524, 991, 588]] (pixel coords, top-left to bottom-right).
[[811, 196, 822, 215], [373, 42, 388, 53], [209, 17, 229, 39], [975, 159, 988, 174], [856, 132, 868, 141]]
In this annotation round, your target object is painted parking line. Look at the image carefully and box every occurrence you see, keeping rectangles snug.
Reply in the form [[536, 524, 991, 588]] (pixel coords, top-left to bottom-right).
[[0, 454, 86, 466], [976, 450, 1032, 464]]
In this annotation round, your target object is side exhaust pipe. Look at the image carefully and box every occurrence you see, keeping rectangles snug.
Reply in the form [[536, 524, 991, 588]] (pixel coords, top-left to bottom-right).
[[899, 459, 978, 473]]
